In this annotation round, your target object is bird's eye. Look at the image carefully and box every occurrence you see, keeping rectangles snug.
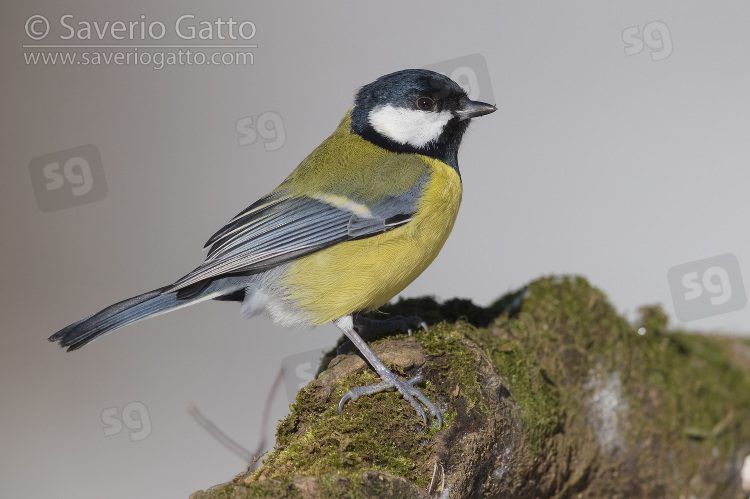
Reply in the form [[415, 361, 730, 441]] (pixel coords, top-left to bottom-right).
[[415, 97, 435, 111]]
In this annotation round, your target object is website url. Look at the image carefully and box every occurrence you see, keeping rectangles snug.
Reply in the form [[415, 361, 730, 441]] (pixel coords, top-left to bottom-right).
[[23, 49, 254, 70]]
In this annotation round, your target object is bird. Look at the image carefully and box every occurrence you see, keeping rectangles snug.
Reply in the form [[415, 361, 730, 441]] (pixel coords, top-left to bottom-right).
[[49, 68, 496, 428]]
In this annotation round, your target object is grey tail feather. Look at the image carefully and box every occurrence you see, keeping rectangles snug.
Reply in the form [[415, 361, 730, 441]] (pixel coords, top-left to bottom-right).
[[48, 282, 230, 352]]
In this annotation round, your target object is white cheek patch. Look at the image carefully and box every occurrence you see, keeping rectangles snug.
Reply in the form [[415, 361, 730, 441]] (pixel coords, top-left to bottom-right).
[[368, 104, 453, 148]]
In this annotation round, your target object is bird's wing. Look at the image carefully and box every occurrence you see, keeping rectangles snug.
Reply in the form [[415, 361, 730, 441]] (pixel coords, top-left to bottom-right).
[[166, 173, 429, 293]]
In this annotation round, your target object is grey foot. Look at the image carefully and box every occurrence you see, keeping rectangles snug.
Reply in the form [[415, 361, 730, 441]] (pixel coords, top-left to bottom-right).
[[338, 369, 443, 428]]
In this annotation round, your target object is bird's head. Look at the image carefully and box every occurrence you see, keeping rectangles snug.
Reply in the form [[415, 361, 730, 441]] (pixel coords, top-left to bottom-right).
[[350, 69, 496, 170]]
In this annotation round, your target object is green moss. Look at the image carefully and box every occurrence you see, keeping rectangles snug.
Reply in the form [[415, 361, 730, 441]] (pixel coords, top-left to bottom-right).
[[416, 322, 488, 417], [196, 275, 750, 497], [467, 313, 563, 451], [277, 275, 750, 490], [312, 475, 359, 499], [192, 480, 302, 498], [637, 304, 670, 335], [472, 275, 750, 493], [241, 322, 486, 492]]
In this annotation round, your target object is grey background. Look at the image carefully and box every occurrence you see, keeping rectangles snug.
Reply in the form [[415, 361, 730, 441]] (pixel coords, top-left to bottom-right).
[[2, 2, 750, 498]]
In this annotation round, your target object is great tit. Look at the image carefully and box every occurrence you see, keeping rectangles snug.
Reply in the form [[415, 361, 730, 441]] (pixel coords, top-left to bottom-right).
[[49, 69, 496, 428]]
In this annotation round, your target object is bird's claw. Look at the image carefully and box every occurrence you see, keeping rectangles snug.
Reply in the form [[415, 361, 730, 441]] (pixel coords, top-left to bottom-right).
[[405, 319, 429, 336], [397, 316, 429, 336], [338, 370, 442, 428]]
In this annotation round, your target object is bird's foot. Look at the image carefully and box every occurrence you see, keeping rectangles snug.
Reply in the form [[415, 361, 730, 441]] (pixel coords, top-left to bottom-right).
[[338, 368, 442, 428]]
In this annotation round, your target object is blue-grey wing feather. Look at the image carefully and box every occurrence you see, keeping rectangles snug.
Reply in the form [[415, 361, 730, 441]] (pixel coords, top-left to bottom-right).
[[167, 173, 429, 293], [348, 174, 428, 237]]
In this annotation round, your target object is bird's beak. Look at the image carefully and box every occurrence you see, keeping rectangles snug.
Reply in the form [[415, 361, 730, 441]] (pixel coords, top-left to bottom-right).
[[456, 100, 497, 121]]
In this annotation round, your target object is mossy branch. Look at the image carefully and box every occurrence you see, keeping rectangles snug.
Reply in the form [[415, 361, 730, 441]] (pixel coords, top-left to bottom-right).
[[192, 276, 750, 498]]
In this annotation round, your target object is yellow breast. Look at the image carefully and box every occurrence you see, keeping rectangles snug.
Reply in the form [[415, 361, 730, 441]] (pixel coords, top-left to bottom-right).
[[280, 157, 462, 326]]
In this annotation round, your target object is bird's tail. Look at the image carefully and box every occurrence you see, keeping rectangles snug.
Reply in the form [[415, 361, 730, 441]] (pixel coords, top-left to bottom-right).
[[48, 280, 240, 351]]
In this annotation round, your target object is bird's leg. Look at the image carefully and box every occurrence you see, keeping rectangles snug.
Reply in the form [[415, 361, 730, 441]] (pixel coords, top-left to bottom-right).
[[334, 316, 442, 428], [336, 315, 428, 355]]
